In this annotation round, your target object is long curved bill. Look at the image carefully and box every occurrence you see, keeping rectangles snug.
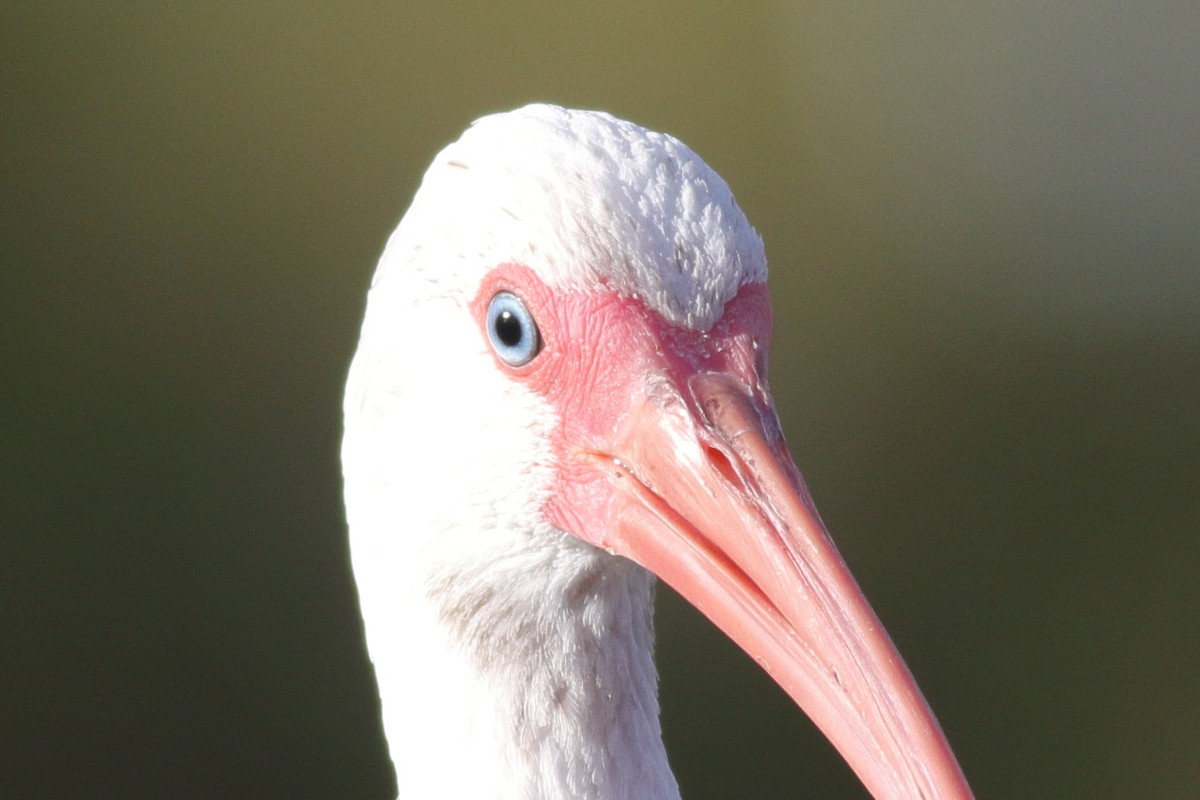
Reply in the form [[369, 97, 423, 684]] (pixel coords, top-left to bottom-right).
[[579, 369, 973, 799]]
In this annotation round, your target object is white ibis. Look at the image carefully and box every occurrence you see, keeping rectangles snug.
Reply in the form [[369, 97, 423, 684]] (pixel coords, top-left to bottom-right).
[[342, 104, 973, 799]]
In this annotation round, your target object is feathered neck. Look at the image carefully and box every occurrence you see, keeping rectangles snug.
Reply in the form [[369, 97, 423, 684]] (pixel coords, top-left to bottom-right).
[[355, 529, 681, 799]]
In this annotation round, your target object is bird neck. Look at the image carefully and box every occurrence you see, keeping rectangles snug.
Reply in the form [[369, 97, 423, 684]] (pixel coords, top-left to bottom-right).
[[360, 545, 681, 800]]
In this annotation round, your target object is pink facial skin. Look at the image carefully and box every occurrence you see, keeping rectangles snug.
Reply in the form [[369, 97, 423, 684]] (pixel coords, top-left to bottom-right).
[[470, 263, 973, 800]]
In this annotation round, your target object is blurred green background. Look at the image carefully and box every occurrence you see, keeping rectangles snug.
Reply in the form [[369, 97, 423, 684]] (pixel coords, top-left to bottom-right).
[[3, 3, 1198, 798]]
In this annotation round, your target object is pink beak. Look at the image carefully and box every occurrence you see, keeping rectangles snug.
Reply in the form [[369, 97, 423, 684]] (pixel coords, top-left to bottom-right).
[[548, 286, 973, 799]]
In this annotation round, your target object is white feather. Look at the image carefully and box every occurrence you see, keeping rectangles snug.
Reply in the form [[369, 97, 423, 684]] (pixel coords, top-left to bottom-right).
[[343, 105, 767, 799], [368, 104, 766, 329]]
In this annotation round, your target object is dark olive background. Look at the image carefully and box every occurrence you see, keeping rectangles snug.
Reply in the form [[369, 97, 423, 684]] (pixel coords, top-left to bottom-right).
[[4, 4, 1198, 798]]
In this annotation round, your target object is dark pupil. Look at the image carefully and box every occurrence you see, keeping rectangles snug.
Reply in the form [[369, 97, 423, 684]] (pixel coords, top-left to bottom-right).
[[495, 310, 524, 348]]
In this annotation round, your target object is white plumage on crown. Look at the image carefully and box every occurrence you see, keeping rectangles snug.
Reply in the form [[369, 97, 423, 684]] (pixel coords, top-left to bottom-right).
[[372, 104, 767, 330]]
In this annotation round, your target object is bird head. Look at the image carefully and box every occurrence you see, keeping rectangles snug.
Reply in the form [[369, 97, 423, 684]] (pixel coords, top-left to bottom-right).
[[343, 104, 970, 799]]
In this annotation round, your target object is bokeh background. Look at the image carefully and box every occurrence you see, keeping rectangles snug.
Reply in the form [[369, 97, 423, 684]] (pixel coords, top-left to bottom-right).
[[4, 3, 1198, 798]]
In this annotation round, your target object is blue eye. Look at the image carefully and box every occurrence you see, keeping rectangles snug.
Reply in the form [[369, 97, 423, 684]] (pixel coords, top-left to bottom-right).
[[486, 291, 541, 366]]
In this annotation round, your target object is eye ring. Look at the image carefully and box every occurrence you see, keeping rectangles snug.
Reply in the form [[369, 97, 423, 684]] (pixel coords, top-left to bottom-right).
[[486, 291, 541, 366]]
